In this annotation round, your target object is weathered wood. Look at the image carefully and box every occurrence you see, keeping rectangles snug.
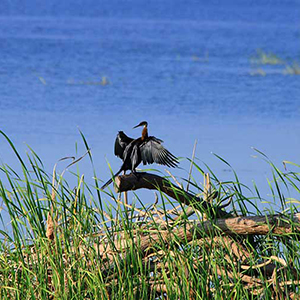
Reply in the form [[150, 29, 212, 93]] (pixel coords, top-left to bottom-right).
[[103, 171, 300, 284], [199, 214, 300, 235], [114, 172, 300, 235], [96, 213, 300, 280], [96, 213, 300, 270], [132, 214, 300, 255], [114, 172, 230, 218]]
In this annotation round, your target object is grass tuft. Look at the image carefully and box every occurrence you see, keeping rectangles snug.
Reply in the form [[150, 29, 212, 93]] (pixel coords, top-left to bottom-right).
[[283, 62, 300, 75], [0, 134, 300, 299], [250, 49, 284, 65]]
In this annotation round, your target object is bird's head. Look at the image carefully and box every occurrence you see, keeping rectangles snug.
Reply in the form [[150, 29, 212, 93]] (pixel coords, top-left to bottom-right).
[[133, 121, 148, 129]]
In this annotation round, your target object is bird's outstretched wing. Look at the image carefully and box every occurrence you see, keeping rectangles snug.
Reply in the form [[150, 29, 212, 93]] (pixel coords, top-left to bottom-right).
[[139, 137, 178, 168], [114, 131, 134, 160]]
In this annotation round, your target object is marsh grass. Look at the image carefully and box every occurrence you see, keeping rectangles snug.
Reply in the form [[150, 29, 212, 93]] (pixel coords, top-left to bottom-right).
[[283, 62, 300, 75], [0, 133, 300, 299], [250, 49, 284, 66], [250, 49, 300, 76]]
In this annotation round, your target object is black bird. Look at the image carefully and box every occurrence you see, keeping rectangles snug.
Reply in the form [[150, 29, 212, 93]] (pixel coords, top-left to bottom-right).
[[101, 121, 178, 189]]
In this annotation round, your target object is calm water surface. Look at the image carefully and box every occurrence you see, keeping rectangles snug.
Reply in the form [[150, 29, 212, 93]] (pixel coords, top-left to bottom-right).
[[0, 1, 299, 222]]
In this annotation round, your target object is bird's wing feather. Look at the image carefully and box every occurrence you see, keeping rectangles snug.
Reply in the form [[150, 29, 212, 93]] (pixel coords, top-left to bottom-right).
[[139, 137, 178, 168], [114, 131, 134, 160], [130, 144, 140, 170]]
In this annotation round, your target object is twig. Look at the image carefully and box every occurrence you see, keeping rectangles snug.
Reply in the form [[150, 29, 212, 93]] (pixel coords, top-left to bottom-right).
[[186, 139, 197, 192], [165, 169, 183, 189]]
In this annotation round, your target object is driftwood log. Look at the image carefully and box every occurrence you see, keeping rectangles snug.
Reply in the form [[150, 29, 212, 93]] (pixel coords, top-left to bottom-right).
[[96, 171, 300, 289], [41, 171, 300, 297], [115, 172, 231, 218], [114, 172, 300, 236]]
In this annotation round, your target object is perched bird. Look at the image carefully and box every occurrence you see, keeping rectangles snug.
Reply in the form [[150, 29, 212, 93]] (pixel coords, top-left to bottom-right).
[[101, 121, 178, 189]]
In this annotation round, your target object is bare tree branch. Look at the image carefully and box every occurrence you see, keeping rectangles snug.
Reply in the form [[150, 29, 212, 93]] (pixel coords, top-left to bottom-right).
[[114, 172, 230, 218]]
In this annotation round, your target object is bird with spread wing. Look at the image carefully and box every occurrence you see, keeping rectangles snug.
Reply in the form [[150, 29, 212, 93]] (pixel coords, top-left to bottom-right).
[[101, 121, 178, 189]]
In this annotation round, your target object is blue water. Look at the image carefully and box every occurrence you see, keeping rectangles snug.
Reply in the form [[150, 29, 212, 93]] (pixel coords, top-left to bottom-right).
[[0, 1, 300, 221]]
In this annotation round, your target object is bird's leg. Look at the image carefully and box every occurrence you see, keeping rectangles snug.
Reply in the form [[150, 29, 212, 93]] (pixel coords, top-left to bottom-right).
[[123, 170, 128, 206]]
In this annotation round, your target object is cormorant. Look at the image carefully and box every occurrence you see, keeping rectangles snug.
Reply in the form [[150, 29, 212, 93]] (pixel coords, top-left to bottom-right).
[[101, 121, 178, 189]]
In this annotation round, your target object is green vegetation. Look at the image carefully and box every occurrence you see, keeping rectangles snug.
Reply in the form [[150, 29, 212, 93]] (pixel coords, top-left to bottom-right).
[[0, 132, 300, 299], [283, 62, 300, 75], [250, 49, 284, 66], [250, 49, 300, 76]]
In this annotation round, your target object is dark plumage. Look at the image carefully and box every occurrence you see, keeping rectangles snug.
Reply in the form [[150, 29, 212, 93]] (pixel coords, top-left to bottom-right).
[[101, 121, 178, 189], [114, 131, 134, 160]]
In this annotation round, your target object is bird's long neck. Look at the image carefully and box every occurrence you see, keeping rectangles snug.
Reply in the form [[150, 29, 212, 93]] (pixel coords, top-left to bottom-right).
[[141, 125, 148, 140]]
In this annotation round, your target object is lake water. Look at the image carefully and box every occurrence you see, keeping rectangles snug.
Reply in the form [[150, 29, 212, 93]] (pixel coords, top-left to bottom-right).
[[0, 1, 300, 220]]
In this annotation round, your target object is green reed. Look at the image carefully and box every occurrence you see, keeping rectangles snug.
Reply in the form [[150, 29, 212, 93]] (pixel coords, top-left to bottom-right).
[[0, 132, 299, 299]]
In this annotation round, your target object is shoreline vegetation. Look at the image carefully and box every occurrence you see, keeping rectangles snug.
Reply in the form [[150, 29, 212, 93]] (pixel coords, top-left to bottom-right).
[[36, 49, 300, 87], [0, 132, 300, 299], [250, 49, 300, 76]]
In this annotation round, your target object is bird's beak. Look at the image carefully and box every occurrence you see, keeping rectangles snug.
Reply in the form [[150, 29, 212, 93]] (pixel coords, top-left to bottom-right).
[[133, 123, 142, 129]]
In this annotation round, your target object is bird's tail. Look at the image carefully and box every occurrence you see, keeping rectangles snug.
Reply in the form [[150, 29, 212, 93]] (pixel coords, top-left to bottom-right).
[[100, 169, 123, 190]]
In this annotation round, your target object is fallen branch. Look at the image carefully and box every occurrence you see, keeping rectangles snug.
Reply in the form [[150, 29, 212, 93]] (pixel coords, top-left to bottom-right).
[[114, 172, 230, 218], [127, 214, 300, 257], [114, 172, 300, 236], [199, 214, 300, 235], [93, 213, 300, 277]]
